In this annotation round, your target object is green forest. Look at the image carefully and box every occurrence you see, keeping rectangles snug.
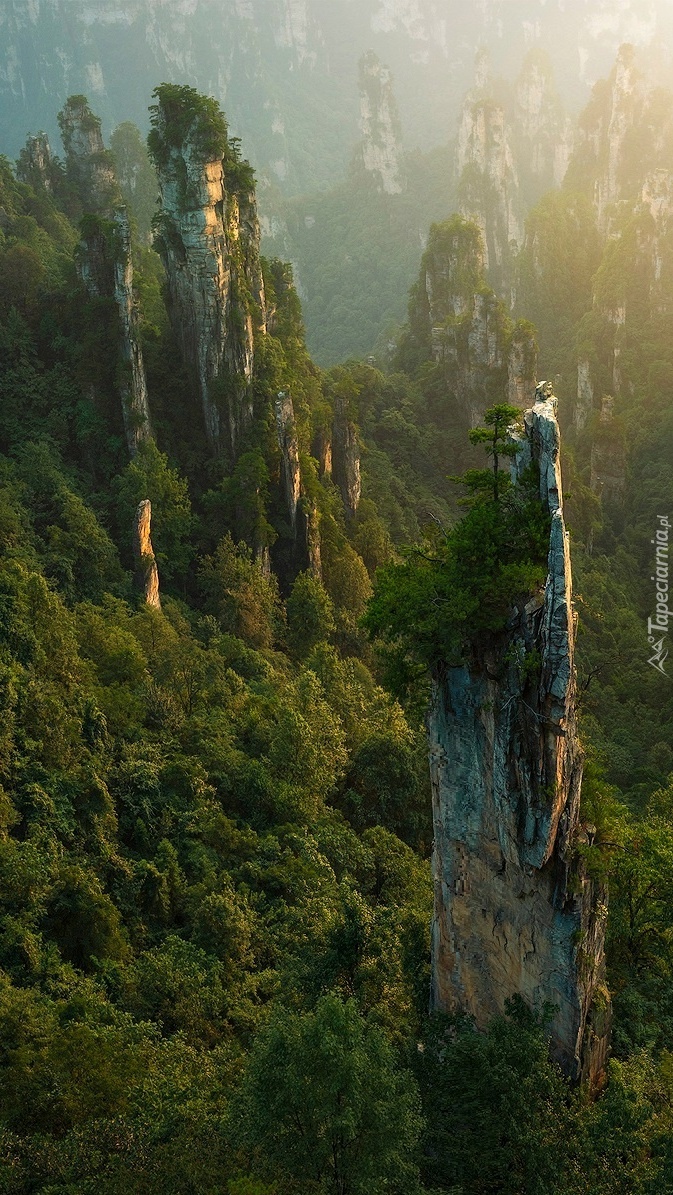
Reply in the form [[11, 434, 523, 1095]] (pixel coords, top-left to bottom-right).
[[0, 66, 672, 1195]]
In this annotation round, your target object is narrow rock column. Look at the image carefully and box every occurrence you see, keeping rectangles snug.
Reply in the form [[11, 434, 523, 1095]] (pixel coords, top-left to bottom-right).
[[332, 399, 361, 519], [148, 87, 267, 455], [133, 499, 161, 609], [429, 387, 610, 1087], [274, 391, 301, 532], [113, 208, 152, 453]]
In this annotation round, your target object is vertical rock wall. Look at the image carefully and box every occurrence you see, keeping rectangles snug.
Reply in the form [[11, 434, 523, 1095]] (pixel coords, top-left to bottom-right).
[[133, 499, 161, 609], [413, 217, 535, 427], [429, 389, 610, 1086], [358, 51, 403, 195], [112, 208, 152, 453], [56, 97, 151, 455], [150, 91, 266, 454], [332, 398, 362, 519]]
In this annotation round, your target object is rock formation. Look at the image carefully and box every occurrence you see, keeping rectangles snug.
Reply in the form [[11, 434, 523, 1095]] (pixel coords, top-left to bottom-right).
[[575, 360, 595, 433], [275, 391, 301, 532], [148, 85, 266, 454], [507, 322, 538, 410], [429, 386, 610, 1087], [568, 45, 673, 233], [112, 208, 153, 453], [133, 499, 161, 609], [358, 52, 403, 195], [332, 398, 361, 520], [513, 51, 574, 195], [409, 217, 536, 426], [58, 96, 151, 455], [456, 50, 575, 295], [16, 133, 58, 193], [457, 91, 522, 291], [58, 94, 119, 214], [590, 396, 626, 503]]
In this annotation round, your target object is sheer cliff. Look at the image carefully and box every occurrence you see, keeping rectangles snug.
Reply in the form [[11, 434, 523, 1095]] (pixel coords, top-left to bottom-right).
[[401, 216, 537, 428], [38, 96, 153, 455], [429, 389, 610, 1087], [148, 85, 267, 455]]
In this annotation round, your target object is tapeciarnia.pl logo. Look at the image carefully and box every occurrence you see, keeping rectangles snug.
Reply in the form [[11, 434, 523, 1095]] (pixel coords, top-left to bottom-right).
[[648, 514, 671, 675]]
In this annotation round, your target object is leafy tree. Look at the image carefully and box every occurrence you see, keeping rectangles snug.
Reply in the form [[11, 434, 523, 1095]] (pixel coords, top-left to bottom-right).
[[365, 408, 550, 675], [114, 438, 194, 588], [235, 993, 422, 1195], [200, 533, 281, 649], [286, 570, 335, 658], [464, 402, 523, 502], [416, 1003, 572, 1195]]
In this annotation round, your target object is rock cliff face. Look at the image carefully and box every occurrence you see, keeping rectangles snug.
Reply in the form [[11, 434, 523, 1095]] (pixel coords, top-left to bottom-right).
[[16, 133, 58, 193], [429, 389, 610, 1087], [59, 96, 151, 455], [457, 92, 522, 292], [275, 391, 302, 532], [332, 399, 362, 520], [3, 0, 669, 190], [45, 96, 152, 454], [58, 95, 119, 214], [590, 396, 626, 504], [149, 89, 266, 454], [112, 209, 153, 453], [411, 217, 536, 427], [76, 205, 152, 453], [568, 44, 673, 233], [514, 51, 573, 194], [358, 52, 403, 195], [575, 360, 595, 433]]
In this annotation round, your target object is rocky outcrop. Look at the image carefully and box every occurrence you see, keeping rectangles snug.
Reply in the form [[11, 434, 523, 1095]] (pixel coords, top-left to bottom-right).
[[568, 45, 673, 233], [16, 132, 58, 193], [133, 499, 161, 609], [332, 399, 361, 519], [149, 86, 266, 454], [76, 206, 151, 454], [575, 360, 595, 433], [112, 209, 152, 453], [590, 396, 626, 503], [275, 391, 301, 531], [507, 322, 538, 410], [457, 93, 522, 290], [58, 95, 119, 214], [412, 217, 535, 427], [60, 95, 151, 454], [429, 387, 610, 1087], [514, 51, 574, 194], [456, 50, 576, 294], [421, 218, 507, 426], [592, 47, 644, 230], [358, 52, 403, 195]]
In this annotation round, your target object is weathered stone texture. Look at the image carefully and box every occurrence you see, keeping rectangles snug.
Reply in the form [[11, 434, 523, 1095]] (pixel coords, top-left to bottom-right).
[[154, 137, 266, 452], [134, 499, 161, 609], [429, 390, 610, 1085]]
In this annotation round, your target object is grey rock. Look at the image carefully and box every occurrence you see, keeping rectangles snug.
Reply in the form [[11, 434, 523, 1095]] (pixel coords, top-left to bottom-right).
[[429, 390, 610, 1087]]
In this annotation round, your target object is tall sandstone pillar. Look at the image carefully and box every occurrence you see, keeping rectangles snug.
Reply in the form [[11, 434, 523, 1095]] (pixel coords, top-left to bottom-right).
[[429, 387, 610, 1088]]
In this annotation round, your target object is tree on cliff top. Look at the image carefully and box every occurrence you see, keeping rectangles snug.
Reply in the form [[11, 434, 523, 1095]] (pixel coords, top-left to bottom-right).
[[364, 405, 550, 678], [147, 83, 231, 168], [463, 402, 523, 503]]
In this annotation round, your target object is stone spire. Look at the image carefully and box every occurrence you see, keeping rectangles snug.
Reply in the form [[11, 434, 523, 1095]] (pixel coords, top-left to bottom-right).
[[148, 85, 266, 455], [133, 499, 161, 609], [429, 384, 610, 1088], [358, 51, 403, 195]]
